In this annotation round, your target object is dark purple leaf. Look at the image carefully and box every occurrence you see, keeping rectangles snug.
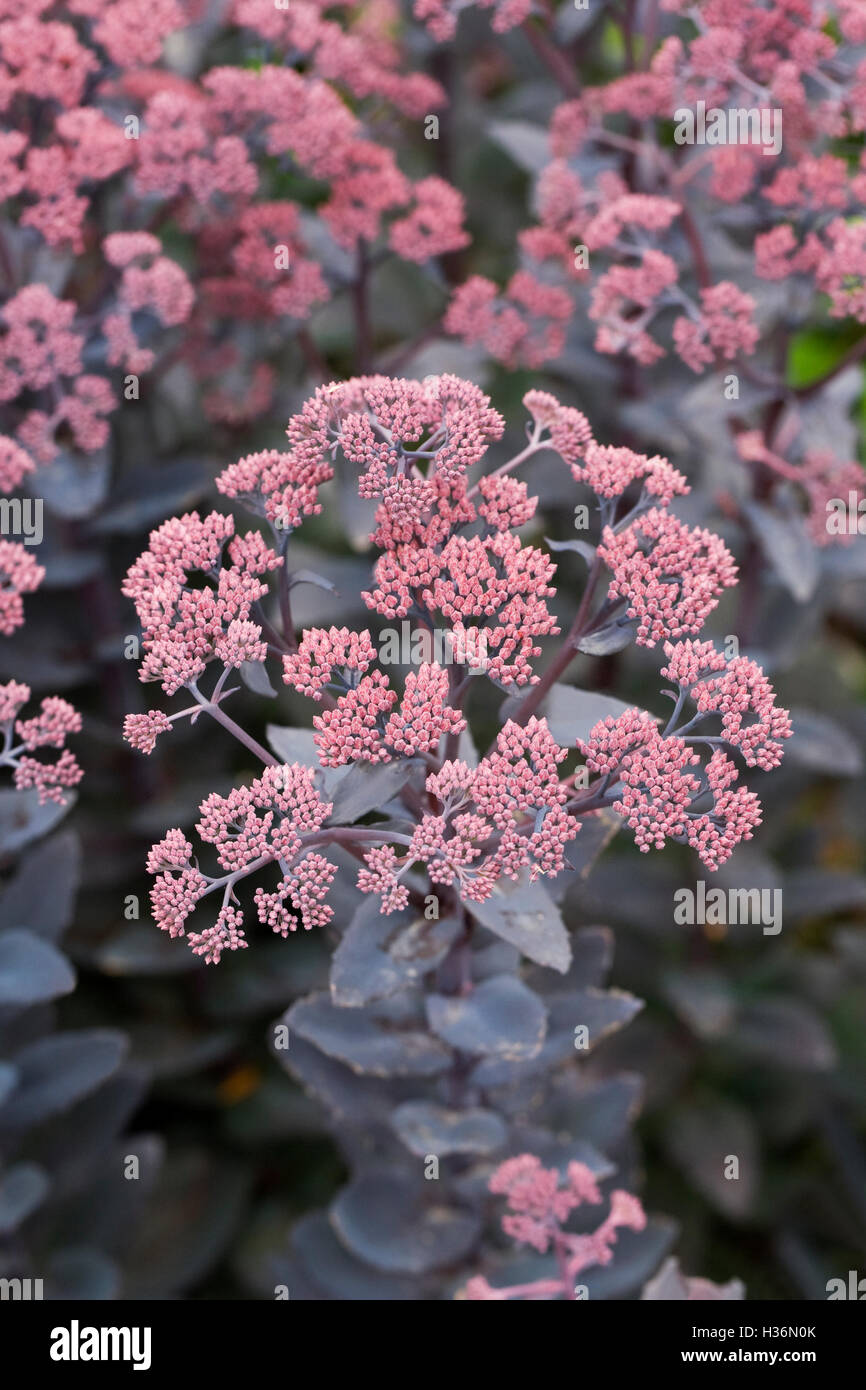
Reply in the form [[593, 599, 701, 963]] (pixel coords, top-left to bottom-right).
[[332, 1172, 481, 1274], [426, 975, 547, 1059]]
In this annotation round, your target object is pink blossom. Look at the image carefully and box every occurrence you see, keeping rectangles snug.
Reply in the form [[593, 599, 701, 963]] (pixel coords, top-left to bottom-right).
[[313, 670, 396, 767], [0, 540, 45, 635], [123, 710, 173, 755], [188, 905, 247, 965], [74, 0, 184, 67], [14, 748, 83, 806], [356, 843, 411, 913], [388, 176, 470, 263], [16, 697, 81, 750], [0, 680, 31, 724], [0, 17, 96, 110], [660, 639, 793, 769], [283, 628, 378, 701], [150, 866, 208, 939], [599, 510, 738, 646], [477, 475, 537, 531], [383, 663, 465, 755], [460, 1155, 646, 1301], [523, 390, 594, 469], [674, 282, 759, 372], [0, 436, 35, 493], [445, 273, 573, 368], [815, 219, 866, 321], [575, 442, 689, 504], [0, 286, 83, 402], [122, 511, 280, 695], [216, 448, 332, 534]]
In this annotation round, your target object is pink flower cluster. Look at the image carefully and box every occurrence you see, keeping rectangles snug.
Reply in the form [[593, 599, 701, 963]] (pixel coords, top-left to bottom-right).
[[0, 436, 35, 494], [580, 637, 792, 870], [308, 660, 466, 768], [0, 540, 45, 636], [0, 286, 116, 465], [147, 763, 335, 962], [125, 374, 790, 954], [444, 0, 866, 378], [0, 0, 469, 443], [461, 1155, 646, 1301], [599, 509, 739, 647], [414, 0, 532, 42], [122, 512, 282, 696], [736, 430, 865, 546], [102, 232, 194, 375], [358, 717, 576, 910], [444, 273, 573, 370], [0, 681, 83, 806]]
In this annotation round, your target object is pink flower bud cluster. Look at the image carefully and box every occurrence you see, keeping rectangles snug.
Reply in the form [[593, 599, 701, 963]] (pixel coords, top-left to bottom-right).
[[461, 1154, 647, 1301], [123, 709, 173, 756], [0, 540, 45, 636], [125, 374, 791, 953], [282, 627, 378, 701], [579, 637, 792, 869], [231, 0, 444, 120], [0, 0, 469, 444], [388, 177, 471, 265], [443, 1, 866, 378], [285, 383, 564, 685], [216, 447, 333, 537], [0, 436, 35, 494], [121, 511, 282, 695], [147, 763, 335, 958], [288, 374, 504, 508], [444, 272, 573, 369], [358, 717, 576, 911], [102, 232, 194, 375], [523, 391, 594, 469], [364, 532, 559, 687], [0, 286, 117, 464], [287, 653, 467, 767], [0, 680, 83, 806], [659, 638, 793, 768], [414, 0, 532, 43], [599, 510, 739, 646]]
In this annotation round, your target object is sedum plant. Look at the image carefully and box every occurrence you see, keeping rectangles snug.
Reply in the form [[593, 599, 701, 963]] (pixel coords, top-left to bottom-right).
[[121, 372, 792, 1296]]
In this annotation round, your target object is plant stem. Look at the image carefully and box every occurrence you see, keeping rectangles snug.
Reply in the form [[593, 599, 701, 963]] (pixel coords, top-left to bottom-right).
[[508, 554, 605, 730], [521, 16, 581, 98], [189, 683, 278, 766]]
